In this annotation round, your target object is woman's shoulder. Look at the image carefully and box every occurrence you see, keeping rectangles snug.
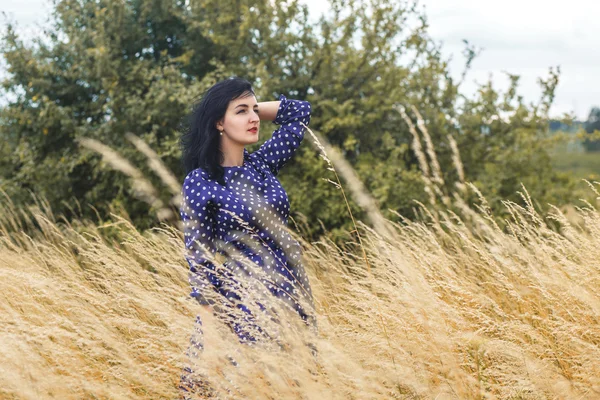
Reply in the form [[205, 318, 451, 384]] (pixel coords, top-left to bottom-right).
[[181, 168, 222, 214], [182, 168, 221, 196], [184, 167, 215, 183]]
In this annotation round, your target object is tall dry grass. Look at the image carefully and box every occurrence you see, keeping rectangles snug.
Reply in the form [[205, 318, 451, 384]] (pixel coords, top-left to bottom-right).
[[1, 113, 600, 399]]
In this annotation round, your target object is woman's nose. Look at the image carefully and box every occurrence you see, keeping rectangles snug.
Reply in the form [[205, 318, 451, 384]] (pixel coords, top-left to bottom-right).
[[250, 112, 259, 122]]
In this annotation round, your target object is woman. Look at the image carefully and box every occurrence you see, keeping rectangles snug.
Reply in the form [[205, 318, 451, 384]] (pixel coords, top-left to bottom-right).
[[178, 77, 317, 396]]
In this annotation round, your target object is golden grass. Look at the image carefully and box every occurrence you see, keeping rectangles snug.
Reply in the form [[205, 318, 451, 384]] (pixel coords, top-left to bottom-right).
[[1, 122, 599, 399]]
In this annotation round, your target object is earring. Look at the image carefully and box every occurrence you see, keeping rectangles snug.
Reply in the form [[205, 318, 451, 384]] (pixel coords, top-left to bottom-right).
[[220, 131, 223, 136]]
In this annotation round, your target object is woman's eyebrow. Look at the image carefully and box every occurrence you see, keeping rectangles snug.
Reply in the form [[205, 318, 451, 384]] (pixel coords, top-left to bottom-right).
[[234, 104, 259, 109]]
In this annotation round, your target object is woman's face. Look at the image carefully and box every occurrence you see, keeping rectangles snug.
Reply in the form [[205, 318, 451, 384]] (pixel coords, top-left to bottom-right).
[[216, 92, 260, 144]]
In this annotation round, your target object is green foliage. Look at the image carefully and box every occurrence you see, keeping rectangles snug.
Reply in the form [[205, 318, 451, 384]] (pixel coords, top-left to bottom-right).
[[448, 69, 578, 217], [0, 0, 583, 243]]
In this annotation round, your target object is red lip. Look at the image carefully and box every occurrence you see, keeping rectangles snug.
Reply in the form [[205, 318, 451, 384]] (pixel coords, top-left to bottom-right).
[[248, 128, 258, 133]]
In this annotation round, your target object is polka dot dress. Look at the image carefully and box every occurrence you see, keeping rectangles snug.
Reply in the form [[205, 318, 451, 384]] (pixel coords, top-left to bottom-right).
[[180, 95, 315, 345]]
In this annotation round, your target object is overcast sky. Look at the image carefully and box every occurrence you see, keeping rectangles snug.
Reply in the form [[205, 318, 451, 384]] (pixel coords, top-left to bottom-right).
[[1, 0, 598, 120]]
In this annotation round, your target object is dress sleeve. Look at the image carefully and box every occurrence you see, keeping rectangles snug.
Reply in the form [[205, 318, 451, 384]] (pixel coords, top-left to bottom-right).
[[253, 94, 312, 176], [180, 170, 221, 306]]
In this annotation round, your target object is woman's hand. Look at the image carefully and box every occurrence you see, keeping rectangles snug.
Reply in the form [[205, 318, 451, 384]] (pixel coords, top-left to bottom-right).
[[257, 101, 280, 122]]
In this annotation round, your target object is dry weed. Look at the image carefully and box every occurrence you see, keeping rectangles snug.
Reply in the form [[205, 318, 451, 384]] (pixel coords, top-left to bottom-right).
[[1, 126, 599, 399]]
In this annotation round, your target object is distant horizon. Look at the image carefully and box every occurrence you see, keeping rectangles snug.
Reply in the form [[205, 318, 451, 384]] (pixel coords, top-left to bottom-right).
[[1, 0, 598, 121]]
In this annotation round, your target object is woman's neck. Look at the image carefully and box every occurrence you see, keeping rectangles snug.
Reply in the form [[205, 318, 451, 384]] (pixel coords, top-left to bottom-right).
[[220, 143, 245, 167]]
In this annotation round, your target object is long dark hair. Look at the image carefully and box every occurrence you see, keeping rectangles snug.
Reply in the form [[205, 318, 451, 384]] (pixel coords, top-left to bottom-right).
[[180, 77, 255, 185]]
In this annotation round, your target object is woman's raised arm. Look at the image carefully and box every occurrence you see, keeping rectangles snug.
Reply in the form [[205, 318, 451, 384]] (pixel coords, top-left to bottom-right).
[[256, 100, 280, 121], [252, 94, 312, 176]]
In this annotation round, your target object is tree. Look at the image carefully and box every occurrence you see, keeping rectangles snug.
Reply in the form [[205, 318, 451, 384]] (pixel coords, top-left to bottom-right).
[[0, 0, 581, 244], [0, 0, 310, 231]]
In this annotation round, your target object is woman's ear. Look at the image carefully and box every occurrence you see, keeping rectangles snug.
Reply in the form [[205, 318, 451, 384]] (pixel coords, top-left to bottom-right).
[[215, 118, 224, 131]]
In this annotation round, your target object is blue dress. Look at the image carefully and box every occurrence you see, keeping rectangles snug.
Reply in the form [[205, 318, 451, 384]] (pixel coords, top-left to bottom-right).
[[179, 95, 316, 348]]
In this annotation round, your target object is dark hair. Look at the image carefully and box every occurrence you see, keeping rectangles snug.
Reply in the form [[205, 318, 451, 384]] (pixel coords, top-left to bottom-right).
[[180, 77, 255, 185]]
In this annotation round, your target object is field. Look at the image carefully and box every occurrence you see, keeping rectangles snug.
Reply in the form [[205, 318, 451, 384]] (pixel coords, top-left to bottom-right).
[[1, 129, 600, 399], [551, 149, 600, 180]]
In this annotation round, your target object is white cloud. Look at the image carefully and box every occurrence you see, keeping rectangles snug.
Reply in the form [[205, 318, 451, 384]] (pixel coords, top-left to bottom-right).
[[0, 0, 53, 38], [422, 0, 600, 119]]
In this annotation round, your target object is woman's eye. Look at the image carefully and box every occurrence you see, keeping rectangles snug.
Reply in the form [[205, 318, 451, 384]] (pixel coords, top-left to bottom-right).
[[237, 109, 258, 114]]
